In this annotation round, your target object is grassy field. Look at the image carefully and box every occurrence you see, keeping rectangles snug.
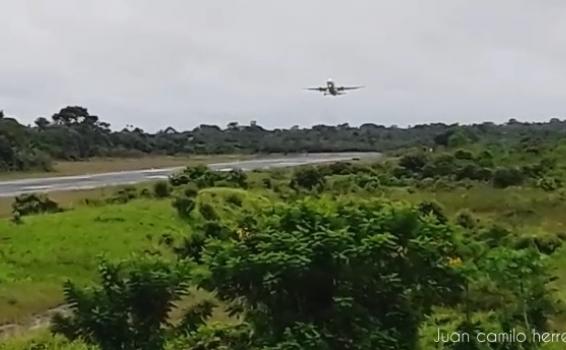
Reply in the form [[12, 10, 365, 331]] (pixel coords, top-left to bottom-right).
[[0, 199, 187, 325], [385, 184, 566, 232]]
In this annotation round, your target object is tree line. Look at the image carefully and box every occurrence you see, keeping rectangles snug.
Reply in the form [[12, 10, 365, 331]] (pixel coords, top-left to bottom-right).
[[3, 106, 566, 172]]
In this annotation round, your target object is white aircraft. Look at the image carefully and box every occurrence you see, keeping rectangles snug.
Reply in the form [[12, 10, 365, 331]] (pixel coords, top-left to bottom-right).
[[305, 79, 364, 96]]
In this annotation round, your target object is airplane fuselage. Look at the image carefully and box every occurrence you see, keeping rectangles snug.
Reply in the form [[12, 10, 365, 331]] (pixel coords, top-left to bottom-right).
[[325, 80, 340, 96]]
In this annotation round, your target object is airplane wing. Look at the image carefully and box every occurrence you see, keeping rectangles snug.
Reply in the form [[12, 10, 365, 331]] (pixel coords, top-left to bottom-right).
[[337, 86, 364, 91], [305, 87, 326, 91]]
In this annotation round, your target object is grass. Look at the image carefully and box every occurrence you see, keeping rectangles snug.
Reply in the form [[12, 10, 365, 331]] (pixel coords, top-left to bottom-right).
[[0, 186, 130, 218], [384, 184, 566, 232], [0, 199, 187, 325], [0, 330, 93, 350]]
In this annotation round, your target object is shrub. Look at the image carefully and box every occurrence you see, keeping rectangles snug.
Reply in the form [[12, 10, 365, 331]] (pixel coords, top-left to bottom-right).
[[537, 177, 561, 192], [454, 149, 474, 160], [183, 184, 199, 198], [12, 193, 61, 217], [108, 186, 138, 204], [398, 153, 428, 173], [226, 193, 243, 207], [169, 173, 190, 187], [417, 200, 448, 224], [534, 234, 563, 255], [200, 198, 465, 349], [225, 169, 248, 188], [493, 167, 524, 188], [354, 174, 380, 190], [290, 167, 326, 191], [480, 225, 512, 247], [199, 203, 218, 221], [174, 232, 207, 263], [51, 259, 210, 350], [11, 210, 22, 224], [455, 210, 477, 229], [262, 178, 272, 189], [153, 181, 171, 198], [172, 197, 196, 218]]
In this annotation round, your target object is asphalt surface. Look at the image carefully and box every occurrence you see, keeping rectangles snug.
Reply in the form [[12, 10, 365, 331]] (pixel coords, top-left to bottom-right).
[[0, 152, 380, 197]]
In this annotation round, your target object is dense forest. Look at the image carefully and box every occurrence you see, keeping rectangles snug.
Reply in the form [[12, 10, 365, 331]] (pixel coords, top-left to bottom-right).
[[2, 105, 566, 172]]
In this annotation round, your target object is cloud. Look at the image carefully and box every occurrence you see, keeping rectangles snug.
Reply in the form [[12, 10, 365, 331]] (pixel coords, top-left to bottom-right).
[[1, 0, 566, 130]]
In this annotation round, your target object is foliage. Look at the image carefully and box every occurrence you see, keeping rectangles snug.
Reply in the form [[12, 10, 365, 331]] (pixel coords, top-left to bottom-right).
[[417, 200, 448, 224], [153, 181, 171, 198], [455, 210, 477, 229], [108, 186, 139, 204], [289, 167, 326, 191], [51, 258, 210, 350], [198, 203, 218, 221], [492, 167, 524, 188], [172, 196, 196, 218], [199, 197, 465, 349], [11, 193, 61, 217]]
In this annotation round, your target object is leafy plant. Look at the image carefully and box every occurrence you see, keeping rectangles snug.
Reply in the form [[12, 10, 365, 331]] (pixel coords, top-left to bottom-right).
[[199, 197, 465, 349], [51, 258, 210, 350], [153, 181, 171, 198], [12, 193, 61, 217]]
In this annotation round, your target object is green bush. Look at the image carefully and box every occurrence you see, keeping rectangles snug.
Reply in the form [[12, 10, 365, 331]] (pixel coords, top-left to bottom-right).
[[534, 234, 563, 255], [183, 184, 199, 198], [51, 258, 211, 350], [12, 193, 61, 217], [226, 193, 243, 207], [172, 197, 196, 218], [536, 177, 561, 192], [200, 197, 465, 349], [455, 210, 477, 229], [290, 166, 326, 191], [153, 181, 171, 198], [262, 177, 272, 189], [417, 200, 448, 224], [454, 149, 474, 160], [108, 186, 138, 204], [493, 167, 524, 188], [198, 203, 218, 221]]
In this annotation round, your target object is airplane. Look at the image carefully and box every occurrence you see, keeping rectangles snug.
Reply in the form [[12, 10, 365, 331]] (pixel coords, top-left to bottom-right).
[[305, 79, 364, 96]]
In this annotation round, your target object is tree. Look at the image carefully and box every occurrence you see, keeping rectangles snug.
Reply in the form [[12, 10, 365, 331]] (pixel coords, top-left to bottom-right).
[[199, 198, 465, 349], [34, 117, 50, 129]]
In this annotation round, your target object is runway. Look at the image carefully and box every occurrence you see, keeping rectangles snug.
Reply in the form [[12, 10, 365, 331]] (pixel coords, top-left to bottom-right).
[[0, 152, 379, 197]]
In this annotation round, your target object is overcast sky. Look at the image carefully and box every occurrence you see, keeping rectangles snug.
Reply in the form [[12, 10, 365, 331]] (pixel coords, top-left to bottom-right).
[[2, 1, 566, 131]]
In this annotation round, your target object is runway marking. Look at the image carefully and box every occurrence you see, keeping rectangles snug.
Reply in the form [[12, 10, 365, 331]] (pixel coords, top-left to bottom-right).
[[22, 185, 54, 190]]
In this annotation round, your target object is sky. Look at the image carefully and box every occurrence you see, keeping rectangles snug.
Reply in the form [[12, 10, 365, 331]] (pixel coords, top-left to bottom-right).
[[2, 1, 566, 131]]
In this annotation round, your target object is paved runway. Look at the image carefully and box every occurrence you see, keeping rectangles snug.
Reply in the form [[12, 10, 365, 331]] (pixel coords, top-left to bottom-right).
[[0, 152, 379, 197]]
